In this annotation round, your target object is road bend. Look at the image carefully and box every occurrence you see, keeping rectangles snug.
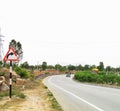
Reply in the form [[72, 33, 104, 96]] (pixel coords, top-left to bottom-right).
[[43, 75, 120, 111]]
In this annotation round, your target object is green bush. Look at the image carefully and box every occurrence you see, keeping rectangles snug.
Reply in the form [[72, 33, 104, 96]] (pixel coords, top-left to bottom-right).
[[98, 71, 106, 75], [14, 67, 29, 78], [117, 76, 120, 85], [74, 71, 120, 85], [103, 74, 117, 84], [96, 75, 104, 83]]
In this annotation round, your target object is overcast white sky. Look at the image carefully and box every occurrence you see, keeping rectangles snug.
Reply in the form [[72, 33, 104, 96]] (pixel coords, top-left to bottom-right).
[[0, 0, 120, 67]]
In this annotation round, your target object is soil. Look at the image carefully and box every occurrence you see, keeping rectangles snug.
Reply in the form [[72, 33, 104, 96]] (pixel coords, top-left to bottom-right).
[[0, 80, 61, 111]]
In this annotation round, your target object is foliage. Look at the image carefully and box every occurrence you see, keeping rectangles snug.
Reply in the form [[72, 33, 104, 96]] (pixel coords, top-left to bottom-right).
[[11, 60, 120, 75], [55, 64, 66, 71], [68, 64, 76, 71], [84, 64, 90, 70], [74, 71, 120, 85], [12, 89, 26, 98], [9, 39, 23, 61], [14, 67, 29, 78], [47, 92, 62, 111], [42, 61, 47, 70], [20, 61, 29, 69], [76, 64, 83, 71], [55, 64, 61, 70], [0, 89, 25, 98], [0, 61, 2, 68], [97, 62, 104, 71], [106, 66, 112, 72], [98, 71, 106, 75], [0, 71, 5, 76]]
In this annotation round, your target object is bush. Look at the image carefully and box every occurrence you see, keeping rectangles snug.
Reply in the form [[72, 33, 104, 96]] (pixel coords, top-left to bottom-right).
[[117, 76, 120, 85], [74, 71, 120, 85], [98, 71, 106, 75], [14, 67, 29, 78], [96, 75, 104, 83]]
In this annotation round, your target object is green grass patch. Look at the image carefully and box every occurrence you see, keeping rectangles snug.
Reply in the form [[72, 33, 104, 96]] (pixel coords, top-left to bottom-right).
[[0, 89, 26, 99], [48, 92, 62, 111]]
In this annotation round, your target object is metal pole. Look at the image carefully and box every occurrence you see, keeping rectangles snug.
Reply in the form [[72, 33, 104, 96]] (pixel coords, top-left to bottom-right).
[[9, 61, 12, 98]]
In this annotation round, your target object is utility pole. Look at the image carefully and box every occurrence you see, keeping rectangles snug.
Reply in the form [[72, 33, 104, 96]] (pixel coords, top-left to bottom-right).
[[0, 28, 4, 63]]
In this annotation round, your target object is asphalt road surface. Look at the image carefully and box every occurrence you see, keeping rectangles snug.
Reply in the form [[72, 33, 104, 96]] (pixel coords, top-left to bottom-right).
[[43, 75, 120, 111]]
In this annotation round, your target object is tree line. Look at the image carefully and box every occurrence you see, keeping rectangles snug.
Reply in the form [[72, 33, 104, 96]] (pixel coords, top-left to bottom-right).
[[3, 39, 120, 74], [20, 61, 120, 74]]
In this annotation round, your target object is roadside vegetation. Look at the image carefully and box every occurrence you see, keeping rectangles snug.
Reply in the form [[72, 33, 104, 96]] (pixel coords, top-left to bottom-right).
[[0, 88, 26, 99], [0, 61, 62, 110], [74, 71, 120, 86]]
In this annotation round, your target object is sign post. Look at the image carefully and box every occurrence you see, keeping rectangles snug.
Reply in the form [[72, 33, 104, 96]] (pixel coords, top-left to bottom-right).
[[3, 47, 18, 98], [9, 61, 12, 98]]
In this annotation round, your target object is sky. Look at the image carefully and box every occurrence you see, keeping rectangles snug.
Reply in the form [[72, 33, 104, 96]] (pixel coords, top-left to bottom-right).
[[0, 0, 120, 67]]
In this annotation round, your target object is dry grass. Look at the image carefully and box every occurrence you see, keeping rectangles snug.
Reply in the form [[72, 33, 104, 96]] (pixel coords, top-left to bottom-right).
[[0, 79, 63, 111]]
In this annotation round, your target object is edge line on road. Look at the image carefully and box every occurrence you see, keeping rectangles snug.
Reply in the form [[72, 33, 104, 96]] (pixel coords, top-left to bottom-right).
[[48, 76, 104, 111]]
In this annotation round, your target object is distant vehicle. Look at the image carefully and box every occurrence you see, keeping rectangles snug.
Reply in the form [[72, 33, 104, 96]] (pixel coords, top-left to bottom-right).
[[66, 72, 71, 77]]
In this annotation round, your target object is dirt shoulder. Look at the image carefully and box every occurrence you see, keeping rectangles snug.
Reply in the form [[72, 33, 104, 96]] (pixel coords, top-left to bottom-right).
[[0, 79, 62, 111]]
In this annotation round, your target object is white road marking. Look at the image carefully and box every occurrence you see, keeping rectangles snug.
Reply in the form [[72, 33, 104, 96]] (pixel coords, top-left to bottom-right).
[[48, 76, 104, 111]]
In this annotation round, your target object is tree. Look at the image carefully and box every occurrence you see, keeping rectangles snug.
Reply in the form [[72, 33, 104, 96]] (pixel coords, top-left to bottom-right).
[[84, 64, 90, 70], [68, 64, 76, 71], [9, 39, 23, 61], [20, 61, 29, 69], [98, 62, 104, 71], [106, 66, 112, 72], [47, 65, 54, 69], [42, 61, 47, 70], [90, 65, 97, 70], [55, 64, 62, 70], [76, 64, 83, 71], [60, 66, 67, 71]]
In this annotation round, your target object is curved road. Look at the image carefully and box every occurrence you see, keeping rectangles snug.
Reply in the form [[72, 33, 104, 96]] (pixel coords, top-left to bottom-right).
[[43, 75, 120, 111]]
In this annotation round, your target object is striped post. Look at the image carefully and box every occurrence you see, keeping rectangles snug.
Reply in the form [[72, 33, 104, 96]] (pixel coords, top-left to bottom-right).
[[9, 61, 12, 98]]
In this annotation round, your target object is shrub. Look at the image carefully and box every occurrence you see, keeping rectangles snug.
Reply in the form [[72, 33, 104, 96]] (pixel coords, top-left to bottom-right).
[[74, 71, 120, 85], [98, 71, 106, 75], [14, 67, 29, 78], [95, 75, 104, 83], [0, 71, 5, 76], [116, 76, 120, 85]]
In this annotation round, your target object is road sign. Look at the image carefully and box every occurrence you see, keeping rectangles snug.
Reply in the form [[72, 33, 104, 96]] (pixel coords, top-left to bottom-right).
[[4, 47, 18, 62], [3, 47, 18, 98]]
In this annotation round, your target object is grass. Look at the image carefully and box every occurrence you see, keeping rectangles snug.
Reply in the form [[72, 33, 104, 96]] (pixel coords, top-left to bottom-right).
[[0, 98, 25, 109], [0, 90, 26, 99], [39, 80, 63, 111], [47, 91, 62, 111], [0, 78, 63, 111]]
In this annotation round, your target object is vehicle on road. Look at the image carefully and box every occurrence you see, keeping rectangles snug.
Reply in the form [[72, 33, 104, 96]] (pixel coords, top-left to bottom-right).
[[66, 72, 71, 77]]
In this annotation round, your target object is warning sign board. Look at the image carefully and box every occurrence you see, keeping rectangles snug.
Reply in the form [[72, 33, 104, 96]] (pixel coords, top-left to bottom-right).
[[4, 47, 18, 62]]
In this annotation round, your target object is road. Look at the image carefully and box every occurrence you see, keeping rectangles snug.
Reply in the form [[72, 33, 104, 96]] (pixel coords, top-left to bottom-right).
[[43, 75, 120, 111]]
